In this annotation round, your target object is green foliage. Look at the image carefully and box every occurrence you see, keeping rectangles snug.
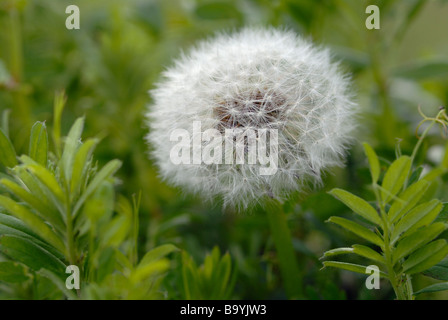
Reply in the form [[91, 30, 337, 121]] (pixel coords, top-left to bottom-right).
[[322, 141, 448, 300], [181, 246, 236, 300], [1, 0, 448, 300], [0, 97, 178, 299]]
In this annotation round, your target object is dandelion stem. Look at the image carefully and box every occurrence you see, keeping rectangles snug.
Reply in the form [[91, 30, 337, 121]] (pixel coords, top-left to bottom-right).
[[8, 5, 31, 130], [266, 201, 303, 299]]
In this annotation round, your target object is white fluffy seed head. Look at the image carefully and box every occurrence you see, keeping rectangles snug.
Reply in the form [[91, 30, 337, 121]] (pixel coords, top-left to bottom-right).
[[146, 27, 357, 210]]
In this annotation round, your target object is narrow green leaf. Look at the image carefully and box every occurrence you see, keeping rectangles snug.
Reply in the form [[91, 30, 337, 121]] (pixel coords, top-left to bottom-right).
[[322, 261, 388, 278], [391, 199, 443, 244], [131, 259, 170, 284], [363, 142, 380, 183], [352, 244, 385, 264], [139, 244, 179, 268], [0, 213, 64, 261], [73, 159, 122, 217], [327, 216, 384, 247], [38, 269, 78, 300], [0, 195, 65, 253], [408, 166, 423, 186], [422, 258, 448, 281], [415, 282, 448, 295], [0, 234, 66, 277], [394, 60, 448, 80], [329, 189, 381, 225], [101, 215, 130, 248], [0, 261, 30, 283], [322, 245, 384, 264], [381, 156, 411, 204], [11, 165, 57, 214], [25, 164, 65, 205], [403, 240, 448, 275], [422, 167, 446, 182], [0, 128, 17, 168], [0, 178, 64, 232], [29, 121, 48, 167], [52, 92, 66, 157], [60, 117, 84, 184], [321, 247, 354, 259], [393, 223, 447, 264], [388, 180, 430, 223], [83, 181, 114, 225], [435, 203, 448, 223], [70, 138, 98, 196]]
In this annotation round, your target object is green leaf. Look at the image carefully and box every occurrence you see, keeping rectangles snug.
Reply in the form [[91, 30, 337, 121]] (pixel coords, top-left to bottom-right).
[[38, 268, 78, 300], [29, 121, 48, 167], [322, 245, 384, 264], [394, 60, 448, 80], [402, 239, 448, 275], [408, 166, 423, 186], [422, 258, 448, 281], [0, 128, 17, 168], [435, 203, 448, 223], [70, 138, 98, 196], [0, 178, 64, 233], [52, 92, 66, 157], [101, 215, 130, 248], [381, 156, 411, 204], [422, 167, 446, 182], [83, 181, 114, 225], [393, 223, 447, 264], [329, 189, 381, 225], [327, 216, 383, 247], [139, 244, 179, 268], [73, 159, 122, 217], [0, 234, 66, 277], [0, 213, 64, 261], [352, 244, 385, 264], [363, 142, 380, 183], [24, 163, 65, 205], [0, 212, 45, 241], [414, 282, 448, 295], [60, 117, 84, 184], [322, 261, 388, 278], [0, 261, 30, 283], [390, 199, 443, 244], [131, 259, 170, 284], [11, 165, 55, 213], [0, 195, 65, 253], [321, 247, 353, 259], [388, 180, 430, 223]]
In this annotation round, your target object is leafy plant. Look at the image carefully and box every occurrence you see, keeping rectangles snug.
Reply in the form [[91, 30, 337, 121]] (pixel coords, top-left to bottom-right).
[[0, 93, 178, 299], [322, 108, 448, 300], [181, 246, 237, 300]]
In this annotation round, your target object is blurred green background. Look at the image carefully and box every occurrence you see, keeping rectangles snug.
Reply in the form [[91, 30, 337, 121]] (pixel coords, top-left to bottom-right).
[[1, 0, 448, 299]]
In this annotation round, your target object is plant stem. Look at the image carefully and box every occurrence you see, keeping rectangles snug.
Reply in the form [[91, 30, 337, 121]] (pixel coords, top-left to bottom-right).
[[65, 200, 80, 297], [65, 204, 76, 266], [410, 121, 435, 165], [8, 5, 31, 129], [265, 201, 303, 299], [378, 203, 402, 299]]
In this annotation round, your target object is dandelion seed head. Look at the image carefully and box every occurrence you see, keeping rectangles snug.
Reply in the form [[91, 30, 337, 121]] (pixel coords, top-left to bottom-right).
[[146, 27, 357, 210]]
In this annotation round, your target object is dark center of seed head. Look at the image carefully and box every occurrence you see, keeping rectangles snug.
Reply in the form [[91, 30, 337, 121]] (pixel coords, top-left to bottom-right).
[[213, 90, 284, 131]]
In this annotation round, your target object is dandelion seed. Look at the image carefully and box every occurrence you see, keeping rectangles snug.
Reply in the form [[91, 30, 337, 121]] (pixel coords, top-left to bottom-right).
[[146, 28, 357, 209]]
